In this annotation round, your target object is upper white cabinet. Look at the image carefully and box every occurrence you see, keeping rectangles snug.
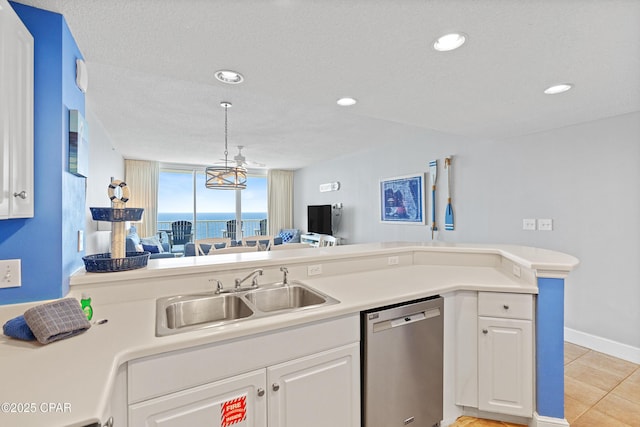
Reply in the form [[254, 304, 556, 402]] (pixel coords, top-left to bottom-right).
[[0, 0, 34, 220]]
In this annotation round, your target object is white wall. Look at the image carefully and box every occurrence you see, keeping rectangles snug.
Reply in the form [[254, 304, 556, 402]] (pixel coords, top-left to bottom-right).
[[84, 106, 124, 255], [294, 112, 640, 360]]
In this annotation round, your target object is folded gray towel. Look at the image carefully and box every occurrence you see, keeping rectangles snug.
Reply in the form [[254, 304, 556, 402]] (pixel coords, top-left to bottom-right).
[[24, 298, 91, 344]]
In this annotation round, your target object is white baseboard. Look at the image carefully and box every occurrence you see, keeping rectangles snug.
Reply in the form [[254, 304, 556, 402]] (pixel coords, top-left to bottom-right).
[[530, 412, 569, 427], [565, 327, 640, 364]]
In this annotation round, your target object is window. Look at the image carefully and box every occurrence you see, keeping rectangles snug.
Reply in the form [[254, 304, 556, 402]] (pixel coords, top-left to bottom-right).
[[158, 168, 267, 241]]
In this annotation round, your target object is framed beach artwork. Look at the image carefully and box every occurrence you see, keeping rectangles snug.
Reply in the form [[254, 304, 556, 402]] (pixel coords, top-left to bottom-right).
[[380, 173, 426, 224]]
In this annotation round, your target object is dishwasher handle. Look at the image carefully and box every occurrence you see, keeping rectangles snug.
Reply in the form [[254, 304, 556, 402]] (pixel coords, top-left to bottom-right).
[[391, 312, 426, 328], [372, 307, 441, 333]]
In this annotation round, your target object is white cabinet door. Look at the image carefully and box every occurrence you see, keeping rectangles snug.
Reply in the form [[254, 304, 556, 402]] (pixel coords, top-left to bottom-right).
[[129, 369, 267, 427], [267, 343, 360, 427], [0, 0, 34, 220], [478, 317, 533, 417]]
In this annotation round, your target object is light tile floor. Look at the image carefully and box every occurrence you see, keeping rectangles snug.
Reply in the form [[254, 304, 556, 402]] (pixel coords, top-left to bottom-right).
[[450, 342, 640, 427], [565, 342, 640, 427]]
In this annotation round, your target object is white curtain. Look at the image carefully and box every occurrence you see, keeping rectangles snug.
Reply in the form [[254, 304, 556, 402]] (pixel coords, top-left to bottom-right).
[[267, 170, 293, 234], [125, 160, 159, 237]]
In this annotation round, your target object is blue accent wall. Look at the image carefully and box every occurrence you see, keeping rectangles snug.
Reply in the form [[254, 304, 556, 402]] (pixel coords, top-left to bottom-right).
[[536, 277, 566, 419], [0, 3, 85, 305]]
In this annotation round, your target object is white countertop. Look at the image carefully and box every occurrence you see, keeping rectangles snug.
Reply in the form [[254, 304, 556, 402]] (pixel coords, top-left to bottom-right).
[[0, 242, 578, 427]]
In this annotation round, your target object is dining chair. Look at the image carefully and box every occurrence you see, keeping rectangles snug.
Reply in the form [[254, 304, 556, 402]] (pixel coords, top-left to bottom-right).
[[242, 235, 275, 251], [194, 238, 232, 256], [318, 235, 338, 247]]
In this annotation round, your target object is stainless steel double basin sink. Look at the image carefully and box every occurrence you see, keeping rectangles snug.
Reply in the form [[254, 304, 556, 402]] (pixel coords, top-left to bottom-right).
[[156, 281, 339, 336]]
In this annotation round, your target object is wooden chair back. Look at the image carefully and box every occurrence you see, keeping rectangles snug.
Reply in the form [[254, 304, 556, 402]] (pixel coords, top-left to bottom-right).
[[195, 238, 232, 256], [171, 221, 193, 245], [242, 235, 275, 251]]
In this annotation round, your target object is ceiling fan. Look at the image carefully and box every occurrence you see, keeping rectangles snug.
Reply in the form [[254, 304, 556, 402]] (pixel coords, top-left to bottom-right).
[[218, 146, 266, 169]]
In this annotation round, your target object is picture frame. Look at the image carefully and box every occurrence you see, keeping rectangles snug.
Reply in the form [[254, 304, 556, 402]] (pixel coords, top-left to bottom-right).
[[380, 173, 426, 224], [69, 109, 89, 177]]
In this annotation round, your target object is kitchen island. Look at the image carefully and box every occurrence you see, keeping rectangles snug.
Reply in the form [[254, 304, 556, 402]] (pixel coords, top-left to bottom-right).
[[0, 242, 578, 427]]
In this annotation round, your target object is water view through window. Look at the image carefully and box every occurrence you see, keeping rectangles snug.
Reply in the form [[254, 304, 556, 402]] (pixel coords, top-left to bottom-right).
[[158, 170, 267, 240]]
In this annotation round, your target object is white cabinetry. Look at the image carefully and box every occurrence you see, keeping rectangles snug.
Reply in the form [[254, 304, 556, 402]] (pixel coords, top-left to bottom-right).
[[127, 315, 360, 427], [129, 344, 359, 427], [267, 344, 359, 427], [301, 233, 340, 247], [477, 292, 533, 417], [0, 0, 34, 219], [129, 369, 267, 427]]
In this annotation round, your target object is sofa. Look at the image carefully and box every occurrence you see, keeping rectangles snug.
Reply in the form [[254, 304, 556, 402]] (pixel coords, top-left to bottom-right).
[[277, 228, 301, 243], [126, 226, 177, 259]]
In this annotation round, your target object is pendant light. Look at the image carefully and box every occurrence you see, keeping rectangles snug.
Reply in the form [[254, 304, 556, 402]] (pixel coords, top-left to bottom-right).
[[205, 102, 247, 190]]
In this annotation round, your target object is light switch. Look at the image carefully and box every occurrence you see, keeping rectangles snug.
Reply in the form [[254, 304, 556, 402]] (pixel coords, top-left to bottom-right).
[[0, 259, 21, 288]]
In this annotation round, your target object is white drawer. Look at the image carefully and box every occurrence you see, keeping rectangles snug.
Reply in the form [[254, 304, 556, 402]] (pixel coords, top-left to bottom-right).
[[478, 292, 532, 320]]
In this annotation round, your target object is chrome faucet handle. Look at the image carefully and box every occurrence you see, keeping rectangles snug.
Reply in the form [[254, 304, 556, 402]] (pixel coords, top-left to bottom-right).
[[251, 269, 263, 287], [235, 268, 264, 288], [212, 279, 224, 294], [280, 266, 289, 285]]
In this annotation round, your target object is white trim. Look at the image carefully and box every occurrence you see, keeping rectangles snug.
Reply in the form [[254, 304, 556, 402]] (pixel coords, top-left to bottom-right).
[[565, 327, 640, 364], [530, 412, 569, 427], [535, 270, 571, 279]]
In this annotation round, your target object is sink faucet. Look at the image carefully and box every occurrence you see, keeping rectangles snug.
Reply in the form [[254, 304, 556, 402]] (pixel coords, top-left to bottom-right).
[[211, 279, 225, 294], [280, 266, 289, 285], [235, 268, 263, 290]]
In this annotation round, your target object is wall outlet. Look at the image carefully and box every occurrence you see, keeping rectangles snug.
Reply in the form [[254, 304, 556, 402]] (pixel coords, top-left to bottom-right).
[[388, 256, 399, 265], [538, 219, 553, 231], [523, 218, 536, 231], [307, 264, 323, 276], [0, 259, 21, 288]]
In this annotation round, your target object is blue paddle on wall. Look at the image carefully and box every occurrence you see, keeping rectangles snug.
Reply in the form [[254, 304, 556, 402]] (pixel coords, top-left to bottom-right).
[[445, 157, 455, 230]]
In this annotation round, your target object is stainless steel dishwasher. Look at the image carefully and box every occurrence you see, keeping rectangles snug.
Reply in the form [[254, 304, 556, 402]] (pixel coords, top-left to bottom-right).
[[362, 296, 444, 427]]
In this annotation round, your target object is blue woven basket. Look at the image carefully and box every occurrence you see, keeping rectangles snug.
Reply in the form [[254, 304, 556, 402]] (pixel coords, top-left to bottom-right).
[[90, 207, 144, 222], [82, 251, 150, 273]]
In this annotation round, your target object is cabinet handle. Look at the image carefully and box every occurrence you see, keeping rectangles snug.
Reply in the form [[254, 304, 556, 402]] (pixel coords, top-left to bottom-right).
[[13, 191, 27, 199], [482, 329, 488, 334], [257, 388, 265, 397], [272, 383, 280, 392], [503, 304, 510, 310]]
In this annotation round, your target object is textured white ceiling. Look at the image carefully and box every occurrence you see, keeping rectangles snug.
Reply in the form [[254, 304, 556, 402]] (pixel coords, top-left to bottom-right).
[[14, 0, 640, 170]]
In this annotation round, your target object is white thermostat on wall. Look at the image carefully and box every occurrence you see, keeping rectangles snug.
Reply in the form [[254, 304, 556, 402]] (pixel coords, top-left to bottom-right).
[[319, 182, 340, 192]]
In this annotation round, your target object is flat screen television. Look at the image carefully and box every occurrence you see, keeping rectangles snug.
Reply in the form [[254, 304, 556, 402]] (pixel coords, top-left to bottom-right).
[[307, 204, 332, 235]]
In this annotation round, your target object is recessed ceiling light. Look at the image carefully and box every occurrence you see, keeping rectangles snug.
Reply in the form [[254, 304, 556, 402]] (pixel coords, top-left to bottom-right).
[[214, 70, 244, 84], [544, 84, 573, 95], [337, 97, 357, 106], [433, 33, 467, 51]]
